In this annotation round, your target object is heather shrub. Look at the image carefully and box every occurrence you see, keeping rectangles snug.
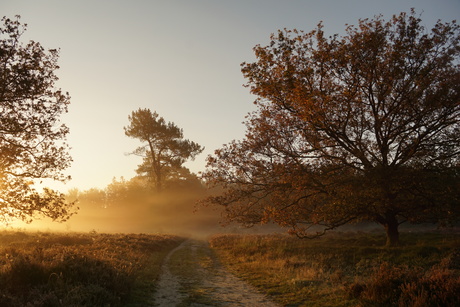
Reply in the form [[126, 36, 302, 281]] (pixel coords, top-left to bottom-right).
[[354, 254, 460, 306], [355, 262, 421, 305], [210, 231, 459, 306], [0, 231, 183, 306], [398, 255, 460, 307]]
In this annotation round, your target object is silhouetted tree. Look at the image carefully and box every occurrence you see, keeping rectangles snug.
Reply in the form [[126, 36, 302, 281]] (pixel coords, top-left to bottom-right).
[[0, 16, 75, 224], [124, 108, 203, 191], [202, 11, 460, 246]]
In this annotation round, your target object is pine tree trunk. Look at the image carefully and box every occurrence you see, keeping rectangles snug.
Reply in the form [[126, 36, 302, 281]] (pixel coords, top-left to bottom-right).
[[153, 161, 162, 192], [155, 172, 162, 192]]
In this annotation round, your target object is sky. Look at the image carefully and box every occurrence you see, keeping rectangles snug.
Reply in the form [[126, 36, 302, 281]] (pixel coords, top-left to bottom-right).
[[2, 0, 460, 192]]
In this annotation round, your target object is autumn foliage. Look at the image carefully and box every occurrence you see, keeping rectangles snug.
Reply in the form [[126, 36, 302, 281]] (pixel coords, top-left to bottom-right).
[[202, 11, 460, 246]]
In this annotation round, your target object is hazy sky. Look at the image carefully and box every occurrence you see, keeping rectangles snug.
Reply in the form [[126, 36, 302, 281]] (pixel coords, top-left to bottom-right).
[[2, 0, 459, 192]]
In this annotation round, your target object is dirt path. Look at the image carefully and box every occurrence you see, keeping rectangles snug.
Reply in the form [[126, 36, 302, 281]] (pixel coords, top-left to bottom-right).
[[153, 239, 279, 306]]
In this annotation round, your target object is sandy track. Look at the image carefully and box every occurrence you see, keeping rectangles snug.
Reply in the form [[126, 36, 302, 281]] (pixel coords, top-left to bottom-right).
[[153, 239, 279, 306]]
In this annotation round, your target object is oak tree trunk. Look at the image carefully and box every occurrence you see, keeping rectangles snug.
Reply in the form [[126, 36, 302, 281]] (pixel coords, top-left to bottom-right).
[[384, 214, 400, 247]]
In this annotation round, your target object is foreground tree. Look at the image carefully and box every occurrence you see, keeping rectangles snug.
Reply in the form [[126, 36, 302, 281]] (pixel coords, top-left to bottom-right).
[[202, 11, 460, 246], [0, 16, 75, 224], [124, 108, 203, 191]]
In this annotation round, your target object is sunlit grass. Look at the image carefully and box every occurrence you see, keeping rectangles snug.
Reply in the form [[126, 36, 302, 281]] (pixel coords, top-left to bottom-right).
[[0, 230, 184, 306], [209, 231, 460, 306]]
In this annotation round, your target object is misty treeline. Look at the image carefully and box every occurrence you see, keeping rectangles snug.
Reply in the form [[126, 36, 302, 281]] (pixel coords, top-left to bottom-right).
[[67, 175, 203, 209], [62, 176, 220, 235], [50, 107, 216, 234], [52, 107, 217, 235]]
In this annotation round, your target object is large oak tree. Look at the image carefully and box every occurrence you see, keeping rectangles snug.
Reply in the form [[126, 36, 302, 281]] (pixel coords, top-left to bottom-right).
[[202, 11, 460, 246], [124, 108, 203, 191], [0, 16, 75, 224]]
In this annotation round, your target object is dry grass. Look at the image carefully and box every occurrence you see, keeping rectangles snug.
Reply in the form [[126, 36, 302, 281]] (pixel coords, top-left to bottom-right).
[[0, 230, 184, 306], [209, 231, 460, 306]]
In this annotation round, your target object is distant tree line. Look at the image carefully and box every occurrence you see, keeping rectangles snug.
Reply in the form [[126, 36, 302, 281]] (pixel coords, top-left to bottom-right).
[[68, 175, 204, 208]]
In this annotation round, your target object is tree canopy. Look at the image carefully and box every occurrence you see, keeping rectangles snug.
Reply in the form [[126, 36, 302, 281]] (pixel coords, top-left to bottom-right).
[[124, 108, 204, 191], [0, 16, 75, 224], [202, 11, 460, 246]]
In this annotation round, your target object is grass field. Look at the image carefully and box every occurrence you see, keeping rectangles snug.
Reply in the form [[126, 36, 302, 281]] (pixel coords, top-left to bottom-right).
[[209, 231, 460, 307], [0, 230, 184, 306], [1, 229, 458, 306]]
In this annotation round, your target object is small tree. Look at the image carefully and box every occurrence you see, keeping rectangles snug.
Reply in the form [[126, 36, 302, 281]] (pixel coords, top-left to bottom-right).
[[202, 11, 460, 246], [0, 16, 75, 224], [124, 108, 203, 191]]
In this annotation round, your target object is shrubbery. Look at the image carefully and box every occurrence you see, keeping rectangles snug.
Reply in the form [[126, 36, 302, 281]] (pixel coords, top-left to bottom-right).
[[210, 231, 460, 306], [0, 231, 183, 306], [351, 251, 460, 306]]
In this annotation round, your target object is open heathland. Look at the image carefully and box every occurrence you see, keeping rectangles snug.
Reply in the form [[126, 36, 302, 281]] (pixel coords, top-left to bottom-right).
[[209, 231, 460, 306], [0, 230, 184, 306]]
